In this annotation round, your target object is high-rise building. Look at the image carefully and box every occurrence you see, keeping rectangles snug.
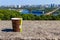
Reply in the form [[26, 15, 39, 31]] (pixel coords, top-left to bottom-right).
[[17, 5, 19, 8]]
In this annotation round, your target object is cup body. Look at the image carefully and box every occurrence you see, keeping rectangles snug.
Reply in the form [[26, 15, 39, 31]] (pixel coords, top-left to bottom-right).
[[11, 18, 22, 32]]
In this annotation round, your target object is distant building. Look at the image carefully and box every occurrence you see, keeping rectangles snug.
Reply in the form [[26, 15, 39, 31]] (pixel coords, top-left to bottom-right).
[[44, 4, 50, 8], [58, 4, 60, 7], [17, 5, 19, 8], [50, 4, 58, 8]]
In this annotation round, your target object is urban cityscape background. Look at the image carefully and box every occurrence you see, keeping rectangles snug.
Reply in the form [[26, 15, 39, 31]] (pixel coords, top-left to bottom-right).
[[0, 0, 60, 20], [0, 4, 60, 16]]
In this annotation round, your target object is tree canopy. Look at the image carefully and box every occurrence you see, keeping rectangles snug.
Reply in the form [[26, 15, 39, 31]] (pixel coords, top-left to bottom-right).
[[0, 9, 60, 20]]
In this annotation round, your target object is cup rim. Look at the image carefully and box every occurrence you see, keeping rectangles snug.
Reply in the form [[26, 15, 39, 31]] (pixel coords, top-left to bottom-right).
[[11, 18, 22, 20]]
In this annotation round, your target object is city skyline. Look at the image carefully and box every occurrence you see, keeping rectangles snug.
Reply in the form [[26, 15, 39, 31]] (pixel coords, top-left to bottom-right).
[[0, 0, 60, 6]]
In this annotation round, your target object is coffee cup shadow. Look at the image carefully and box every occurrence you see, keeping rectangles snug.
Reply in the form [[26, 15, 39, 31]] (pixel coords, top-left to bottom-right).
[[2, 29, 13, 32]]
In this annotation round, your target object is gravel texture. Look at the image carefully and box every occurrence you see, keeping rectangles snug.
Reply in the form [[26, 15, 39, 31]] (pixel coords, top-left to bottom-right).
[[0, 20, 60, 40]]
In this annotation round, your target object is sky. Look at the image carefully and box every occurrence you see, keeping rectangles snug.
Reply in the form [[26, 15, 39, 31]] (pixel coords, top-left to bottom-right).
[[0, 0, 60, 6]]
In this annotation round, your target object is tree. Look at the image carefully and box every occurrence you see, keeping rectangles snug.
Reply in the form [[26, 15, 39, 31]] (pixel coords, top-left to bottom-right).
[[0, 9, 21, 20], [22, 14, 35, 20]]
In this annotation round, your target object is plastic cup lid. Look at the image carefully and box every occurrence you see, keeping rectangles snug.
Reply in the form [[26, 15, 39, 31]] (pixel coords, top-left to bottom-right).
[[11, 18, 22, 20]]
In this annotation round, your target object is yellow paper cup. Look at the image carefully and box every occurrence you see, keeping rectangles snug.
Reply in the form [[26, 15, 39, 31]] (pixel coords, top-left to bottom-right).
[[20, 18, 23, 32], [11, 18, 23, 32]]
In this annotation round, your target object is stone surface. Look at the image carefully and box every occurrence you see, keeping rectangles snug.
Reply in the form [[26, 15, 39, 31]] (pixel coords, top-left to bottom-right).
[[0, 20, 60, 40]]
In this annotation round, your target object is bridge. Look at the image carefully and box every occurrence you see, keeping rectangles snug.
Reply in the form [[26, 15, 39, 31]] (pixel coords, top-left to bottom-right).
[[44, 7, 60, 15]]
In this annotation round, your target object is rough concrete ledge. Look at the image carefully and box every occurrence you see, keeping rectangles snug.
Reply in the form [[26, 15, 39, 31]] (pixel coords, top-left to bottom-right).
[[0, 20, 60, 40]]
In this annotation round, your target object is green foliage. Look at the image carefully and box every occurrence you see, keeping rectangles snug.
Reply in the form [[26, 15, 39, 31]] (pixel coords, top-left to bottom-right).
[[44, 8, 56, 13], [22, 14, 35, 20], [0, 9, 21, 20], [0, 9, 60, 20], [21, 14, 60, 20]]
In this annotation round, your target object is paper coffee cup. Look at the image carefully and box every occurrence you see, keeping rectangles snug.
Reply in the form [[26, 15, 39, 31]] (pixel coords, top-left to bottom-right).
[[11, 18, 22, 32]]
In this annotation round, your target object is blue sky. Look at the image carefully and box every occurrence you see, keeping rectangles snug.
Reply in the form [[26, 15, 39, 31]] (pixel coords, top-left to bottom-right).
[[0, 0, 60, 6]]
